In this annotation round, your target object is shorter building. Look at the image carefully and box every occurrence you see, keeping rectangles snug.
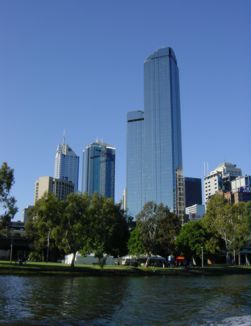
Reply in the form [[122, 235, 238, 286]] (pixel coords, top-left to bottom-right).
[[231, 175, 251, 193], [34, 176, 74, 202], [204, 162, 242, 203], [22, 205, 34, 224], [185, 177, 202, 207], [82, 141, 115, 199], [185, 204, 205, 221], [224, 191, 251, 205]]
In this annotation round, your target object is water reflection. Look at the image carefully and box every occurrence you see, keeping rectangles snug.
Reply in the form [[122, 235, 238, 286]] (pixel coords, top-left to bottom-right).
[[0, 275, 251, 325]]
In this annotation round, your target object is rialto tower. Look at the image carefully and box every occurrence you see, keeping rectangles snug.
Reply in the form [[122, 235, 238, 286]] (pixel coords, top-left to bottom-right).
[[126, 47, 185, 218]]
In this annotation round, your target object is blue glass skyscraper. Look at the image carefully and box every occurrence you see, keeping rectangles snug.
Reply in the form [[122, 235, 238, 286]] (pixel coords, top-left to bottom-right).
[[126, 111, 144, 217], [82, 141, 115, 199], [126, 47, 184, 217]]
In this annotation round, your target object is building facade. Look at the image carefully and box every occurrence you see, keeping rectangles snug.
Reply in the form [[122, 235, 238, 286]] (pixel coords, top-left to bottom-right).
[[54, 143, 79, 192], [126, 110, 144, 217], [231, 175, 251, 193], [35, 176, 74, 202], [204, 162, 242, 203], [185, 177, 202, 207], [126, 47, 184, 218], [185, 204, 205, 221], [82, 141, 115, 199]]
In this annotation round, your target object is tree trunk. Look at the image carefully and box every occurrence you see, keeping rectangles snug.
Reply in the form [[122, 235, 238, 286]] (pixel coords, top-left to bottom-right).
[[233, 250, 236, 265], [238, 252, 241, 265], [71, 251, 76, 268]]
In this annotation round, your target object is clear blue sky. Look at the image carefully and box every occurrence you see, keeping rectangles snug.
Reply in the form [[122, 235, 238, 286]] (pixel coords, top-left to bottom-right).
[[0, 0, 250, 220]]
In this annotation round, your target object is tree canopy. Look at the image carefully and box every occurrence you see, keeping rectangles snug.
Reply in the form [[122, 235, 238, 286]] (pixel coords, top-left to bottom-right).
[[203, 194, 251, 263], [130, 202, 181, 258], [26, 192, 129, 267], [0, 162, 18, 228]]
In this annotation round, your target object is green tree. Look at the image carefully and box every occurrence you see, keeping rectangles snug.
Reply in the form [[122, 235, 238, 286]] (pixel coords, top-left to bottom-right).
[[25, 192, 63, 261], [176, 220, 221, 264], [136, 202, 181, 258], [128, 225, 145, 256], [203, 194, 250, 264], [0, 162, 18, 228], [52, 192, 90, 267], [82, 194, 129, 267]]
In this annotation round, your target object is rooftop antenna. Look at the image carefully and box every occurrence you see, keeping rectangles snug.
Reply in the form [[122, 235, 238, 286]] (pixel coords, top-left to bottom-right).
[[63, 129, 66, 145]]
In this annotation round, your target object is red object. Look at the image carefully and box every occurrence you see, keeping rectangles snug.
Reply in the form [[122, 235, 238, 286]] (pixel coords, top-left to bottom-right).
[[176, 256, 185, 260]]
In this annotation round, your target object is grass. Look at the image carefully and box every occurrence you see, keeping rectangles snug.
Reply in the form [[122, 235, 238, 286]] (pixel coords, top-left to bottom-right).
[[0, 260, 251, 276]]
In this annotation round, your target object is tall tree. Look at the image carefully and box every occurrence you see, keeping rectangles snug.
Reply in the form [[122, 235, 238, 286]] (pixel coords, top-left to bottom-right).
[[0, 162, 18, 228], [25, 192, 63, 261], [128, 225, 145, 256], [135, 202, 181, 258], [52, 192, 90, 267], [203, 194, 250, 263], [176, 220, 221, 264], [82, 194, 129, 266]]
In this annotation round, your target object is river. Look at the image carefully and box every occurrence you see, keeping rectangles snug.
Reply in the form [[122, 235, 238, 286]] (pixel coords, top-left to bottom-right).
[[0, 275, 251, 325]]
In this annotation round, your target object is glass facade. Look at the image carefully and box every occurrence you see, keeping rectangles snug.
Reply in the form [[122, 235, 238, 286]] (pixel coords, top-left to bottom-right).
[[126, 111, 144, 217], [185, 177, 202, 207], [143, 47, 183, 213], [82, 141, 115, 199], [54, 143, 79, 192], [126, 47, 184, 217]]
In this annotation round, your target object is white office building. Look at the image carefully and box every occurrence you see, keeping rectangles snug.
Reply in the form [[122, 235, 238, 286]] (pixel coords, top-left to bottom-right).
[[231, 175, 251, 193], [185, 204, 205, 220], [204, 162, 242, 203]]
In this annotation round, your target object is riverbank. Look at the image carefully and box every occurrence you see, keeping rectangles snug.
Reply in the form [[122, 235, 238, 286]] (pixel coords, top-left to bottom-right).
[[0, 260, 251, 276]]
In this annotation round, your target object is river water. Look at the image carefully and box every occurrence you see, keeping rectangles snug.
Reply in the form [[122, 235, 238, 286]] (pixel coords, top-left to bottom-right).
[[0, 275, 251, 325]]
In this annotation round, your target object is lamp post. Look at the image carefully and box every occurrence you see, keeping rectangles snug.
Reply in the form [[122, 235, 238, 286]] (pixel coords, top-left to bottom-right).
[[10, 236, 13, 263], [201, 246, 204, 268]]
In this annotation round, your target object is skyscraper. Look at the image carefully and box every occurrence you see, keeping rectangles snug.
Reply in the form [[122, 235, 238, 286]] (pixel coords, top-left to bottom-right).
[[126, 110, 144, 217], [126, 47, 184, 217], [54, 143, 79, 192], [82, 141, 115, 199], [185, 177, 202, 207]]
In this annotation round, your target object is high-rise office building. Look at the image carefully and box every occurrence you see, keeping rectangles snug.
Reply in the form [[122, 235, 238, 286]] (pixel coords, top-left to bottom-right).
[[185, 177, 202, 208], [204, 162, 242, 203], [54, 143, 79, 192], [126, 111, 144, 217], [35, 176, 74, 202], [126, 47, 184, 218], [82, 141, 115, 199]]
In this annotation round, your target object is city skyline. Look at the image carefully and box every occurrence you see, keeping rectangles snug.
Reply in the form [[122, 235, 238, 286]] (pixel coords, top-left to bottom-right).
[[0, 1, 250, 219]]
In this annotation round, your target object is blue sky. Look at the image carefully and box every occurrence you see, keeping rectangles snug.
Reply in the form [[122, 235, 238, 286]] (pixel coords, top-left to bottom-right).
[[0, 0, 250, 220]]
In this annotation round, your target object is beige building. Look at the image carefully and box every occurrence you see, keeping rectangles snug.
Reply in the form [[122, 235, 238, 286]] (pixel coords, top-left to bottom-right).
[[34, 176, 74, 202]]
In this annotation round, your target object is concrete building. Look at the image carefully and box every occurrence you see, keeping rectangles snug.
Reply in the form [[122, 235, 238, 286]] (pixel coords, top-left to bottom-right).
[[22, 205, 34, 224], [82, 141, 115, 199], [35, 176, 74, 202], [231, 175, 251, 193], [54, 142, 79, 192], [185, 204, 205, 221], [204, 162, 242, 203]]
